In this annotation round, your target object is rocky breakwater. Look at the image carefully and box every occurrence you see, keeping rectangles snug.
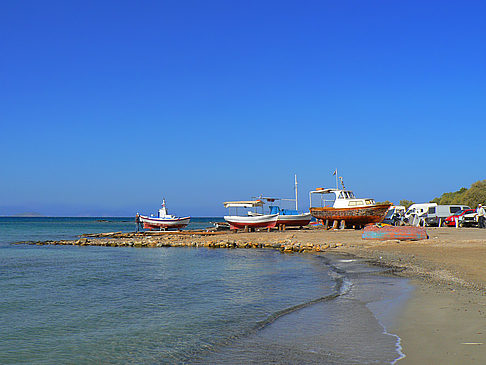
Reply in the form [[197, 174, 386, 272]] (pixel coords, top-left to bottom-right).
[[14, 231, 345, 254]]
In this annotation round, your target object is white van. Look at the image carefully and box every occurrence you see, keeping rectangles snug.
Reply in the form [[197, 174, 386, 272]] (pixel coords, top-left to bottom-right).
[[425, 205, 470, 226], [383, 205, 406, 225], [404, 203, 437, 221]]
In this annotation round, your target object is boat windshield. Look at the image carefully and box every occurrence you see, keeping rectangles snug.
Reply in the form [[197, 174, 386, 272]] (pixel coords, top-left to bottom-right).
[[316, 193, 336, 207], [339, 191, 355, 199]]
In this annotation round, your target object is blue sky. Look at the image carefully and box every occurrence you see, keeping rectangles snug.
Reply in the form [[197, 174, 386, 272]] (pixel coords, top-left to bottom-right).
[[1, 0, 485, 216]]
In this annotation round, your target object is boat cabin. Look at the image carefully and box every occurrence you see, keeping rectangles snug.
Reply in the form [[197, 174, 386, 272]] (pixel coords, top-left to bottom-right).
[[268, 206, 299, 215], [256, 197, 300, 216], [156, 199, 176, 219], [309, 188, 376, 209], [223, 200, 266, 216]]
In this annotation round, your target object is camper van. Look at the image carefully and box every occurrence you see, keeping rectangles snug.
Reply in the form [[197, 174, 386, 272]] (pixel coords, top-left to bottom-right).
[[404, 203, 437, 224], [406, 203, 470, 226], [424, 205, 470, 226]]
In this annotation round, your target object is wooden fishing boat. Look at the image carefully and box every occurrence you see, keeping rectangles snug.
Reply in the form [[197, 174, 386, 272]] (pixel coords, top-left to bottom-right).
[[362, 224, 428, 241], [139, 199, 190, 230], [259, 176, 312, 228], [223, 200, 278, 230], [309, 188, 390, 227]]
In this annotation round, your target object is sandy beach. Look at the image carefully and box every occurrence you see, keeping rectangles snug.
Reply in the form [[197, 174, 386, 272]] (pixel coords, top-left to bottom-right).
[[240, 227, 486, 363], [318, 228, 486, 364], [336, 227, 486, 364], [256, 226, 486, 364]]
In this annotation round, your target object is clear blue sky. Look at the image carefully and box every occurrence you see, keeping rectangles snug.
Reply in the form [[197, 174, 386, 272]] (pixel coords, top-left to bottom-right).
[[1, 0, 485, 216]]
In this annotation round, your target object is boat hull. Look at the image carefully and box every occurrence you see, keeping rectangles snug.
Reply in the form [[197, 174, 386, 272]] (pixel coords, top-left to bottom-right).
[[139, 215, 190, 230], [224, 214, 278, 230], [362, 225, 428, 241], [276, 213, 312, 227], [310, 204, 390, 226]]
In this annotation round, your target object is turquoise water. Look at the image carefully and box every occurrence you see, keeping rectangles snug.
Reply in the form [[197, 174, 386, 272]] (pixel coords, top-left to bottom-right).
[[0, 217, 217, 245], [0, 218, 411, 364]]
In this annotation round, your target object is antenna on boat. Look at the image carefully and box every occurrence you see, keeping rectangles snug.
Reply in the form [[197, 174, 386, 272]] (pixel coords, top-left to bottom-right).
[[339, 177, 346, 190], [333, 168, 338, 189], [294, 174, 298, 211]]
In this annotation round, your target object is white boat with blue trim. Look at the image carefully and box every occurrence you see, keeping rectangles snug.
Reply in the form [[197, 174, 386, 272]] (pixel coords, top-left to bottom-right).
[[139, 199, 190, 230]]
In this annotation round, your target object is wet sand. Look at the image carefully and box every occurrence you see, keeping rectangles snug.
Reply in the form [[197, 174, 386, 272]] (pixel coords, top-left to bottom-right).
[[336, 227, 486, 364], [204, 227, 486, 363], [279, 227, 486, 364]]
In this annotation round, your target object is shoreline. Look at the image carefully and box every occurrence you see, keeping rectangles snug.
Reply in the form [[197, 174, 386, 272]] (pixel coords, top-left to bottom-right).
[[12, 227, 486, 363]]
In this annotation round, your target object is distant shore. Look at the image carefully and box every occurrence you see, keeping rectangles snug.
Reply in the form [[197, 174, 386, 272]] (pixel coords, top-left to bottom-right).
[[14, 226, 486, 363]]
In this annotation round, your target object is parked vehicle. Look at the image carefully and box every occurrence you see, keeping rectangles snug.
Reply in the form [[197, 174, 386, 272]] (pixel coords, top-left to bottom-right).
[[382, 206, 406, 226], [423, 205, 470, 226], [461, 211, 478, 227], [405, 203, 470, 226], [443, 209, 475, 227], [404, 203, 437, 225]]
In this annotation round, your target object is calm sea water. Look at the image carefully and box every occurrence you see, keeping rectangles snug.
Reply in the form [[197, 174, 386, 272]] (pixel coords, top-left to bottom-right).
[[0, 217, 217, 245], [0, 218, 412, 364]]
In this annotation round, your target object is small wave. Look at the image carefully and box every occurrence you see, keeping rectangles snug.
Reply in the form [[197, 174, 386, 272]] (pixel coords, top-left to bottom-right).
[[188, 255, 353, 363], [253, 284, 343, 332], [378, 319, 406, 365], [253, 254, 351, 332]]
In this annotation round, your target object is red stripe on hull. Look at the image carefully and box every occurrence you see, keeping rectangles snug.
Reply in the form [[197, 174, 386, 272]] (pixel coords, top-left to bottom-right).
[[143, 222, 189, 229], [276, 218, 312, 226], [226, 221, 277, 229]]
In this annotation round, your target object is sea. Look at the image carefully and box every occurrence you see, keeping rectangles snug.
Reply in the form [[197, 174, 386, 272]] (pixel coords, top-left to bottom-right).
[[0, 217, 412, 364]]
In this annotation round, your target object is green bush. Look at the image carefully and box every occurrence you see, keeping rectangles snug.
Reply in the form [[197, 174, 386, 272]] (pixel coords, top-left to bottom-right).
[[399, 200, 415, 210], [430, 180, 486, 208]]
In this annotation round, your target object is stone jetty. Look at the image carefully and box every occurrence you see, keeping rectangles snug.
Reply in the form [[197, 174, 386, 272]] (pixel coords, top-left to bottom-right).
[[14, 230, 344, 253]]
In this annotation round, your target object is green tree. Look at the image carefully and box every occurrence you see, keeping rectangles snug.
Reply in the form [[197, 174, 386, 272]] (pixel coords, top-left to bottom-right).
[[431, 187, 468, 205], [463, 180, 486, 208], [376, 200, 393, 205], [430, 180, 486, 208], [399, 200, 415, 209]]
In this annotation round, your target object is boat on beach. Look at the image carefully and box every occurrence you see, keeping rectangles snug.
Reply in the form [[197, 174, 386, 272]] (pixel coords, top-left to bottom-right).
[[265, 175, 312, 228], [273, 207, 312, 227], [309, 187, 390, 228], [249, 201, 312, 227], [362, 224, 428, 241], [139, 199, 190, 230], [223, 200, 278, 230], [251, 175, 312, 228]]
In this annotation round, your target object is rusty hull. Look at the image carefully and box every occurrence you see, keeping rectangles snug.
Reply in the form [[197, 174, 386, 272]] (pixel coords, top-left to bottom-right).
[[310, 204, 391, 225]]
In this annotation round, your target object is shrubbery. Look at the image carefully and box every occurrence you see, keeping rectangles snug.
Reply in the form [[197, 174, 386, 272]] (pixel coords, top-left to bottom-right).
[[430, 180, 486, 208]]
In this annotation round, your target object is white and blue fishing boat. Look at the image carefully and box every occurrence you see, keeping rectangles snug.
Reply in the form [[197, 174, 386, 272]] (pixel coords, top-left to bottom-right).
[[139, 199, 190, 230], [257, 175, 312, 228]]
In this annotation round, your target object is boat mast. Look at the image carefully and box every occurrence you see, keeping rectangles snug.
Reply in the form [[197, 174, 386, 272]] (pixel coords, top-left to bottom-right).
[[334, 168, 338, 189], [294, 174, 298, 211]]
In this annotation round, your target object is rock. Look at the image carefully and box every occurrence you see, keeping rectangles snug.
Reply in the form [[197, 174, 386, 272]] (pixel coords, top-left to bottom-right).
[[77, 238, 88, 245]]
